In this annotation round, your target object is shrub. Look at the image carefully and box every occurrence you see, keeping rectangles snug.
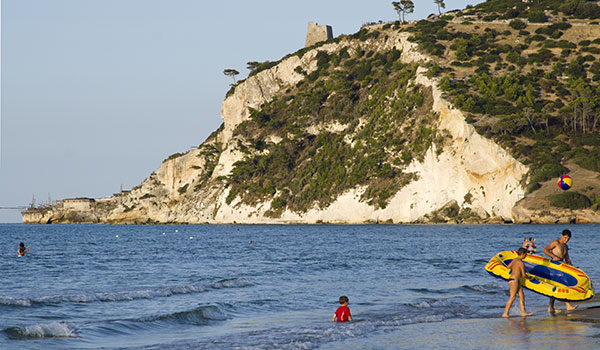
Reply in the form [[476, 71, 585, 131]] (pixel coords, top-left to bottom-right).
[[581, 46, 600, 54], [248, 61, 278, 77], [536, 33, 548, 40], [572, 148, 600, 172], [163, 152, 184, 163], [178, 184, 189, 194], [509, 19, 527, 30], [505, 8, 520, 19], [528, 10, 548, 23], [549, 192, 592, 210], [529, 163, 567, 184], [527, 182, 542, 193], [294, 66, 306, 75]]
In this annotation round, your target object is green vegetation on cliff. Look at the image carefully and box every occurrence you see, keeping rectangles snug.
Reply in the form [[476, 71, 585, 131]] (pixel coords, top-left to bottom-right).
[[225, 48, 447, 215], [404, 0, 600, 209], [219, 0, 600, 215]]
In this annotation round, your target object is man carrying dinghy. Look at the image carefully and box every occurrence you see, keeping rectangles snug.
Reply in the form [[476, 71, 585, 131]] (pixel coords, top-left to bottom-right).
[[543, 229, 578, 313]]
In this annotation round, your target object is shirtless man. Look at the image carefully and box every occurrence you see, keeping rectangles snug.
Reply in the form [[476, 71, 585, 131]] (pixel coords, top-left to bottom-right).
[[502, 248, 533, 317], [543, 229, 577, 313]]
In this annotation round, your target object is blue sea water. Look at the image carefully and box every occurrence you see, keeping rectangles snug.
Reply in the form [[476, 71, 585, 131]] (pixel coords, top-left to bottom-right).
[[1, 224, 599, 350]]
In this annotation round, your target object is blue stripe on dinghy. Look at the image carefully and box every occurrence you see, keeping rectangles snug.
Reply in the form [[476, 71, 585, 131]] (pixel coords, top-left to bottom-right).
[[525, 262, 578, 287], [504, 259, 578, 287]]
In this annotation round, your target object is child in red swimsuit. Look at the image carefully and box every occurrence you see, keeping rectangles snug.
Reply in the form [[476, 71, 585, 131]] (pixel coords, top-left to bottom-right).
[[332, 296, 352, 322]]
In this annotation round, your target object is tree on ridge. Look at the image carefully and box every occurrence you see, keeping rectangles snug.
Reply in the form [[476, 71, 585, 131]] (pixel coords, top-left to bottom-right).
[[223, 69, 240, 85], [434, 0, 446, 15], [392, 1, 415, 23]]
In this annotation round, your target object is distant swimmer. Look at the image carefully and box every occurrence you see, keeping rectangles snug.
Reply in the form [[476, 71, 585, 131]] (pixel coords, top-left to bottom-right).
[[18, 242, 29, 257], [332, 296, 352, 322], [249, 240, 252, 244]]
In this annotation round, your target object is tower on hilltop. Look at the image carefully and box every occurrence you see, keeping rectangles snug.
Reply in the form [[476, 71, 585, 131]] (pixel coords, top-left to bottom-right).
[[305, 22, 333, 47]]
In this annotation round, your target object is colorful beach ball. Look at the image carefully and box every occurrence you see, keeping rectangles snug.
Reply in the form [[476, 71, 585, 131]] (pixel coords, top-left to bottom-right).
[[557, 175, 572, 190]]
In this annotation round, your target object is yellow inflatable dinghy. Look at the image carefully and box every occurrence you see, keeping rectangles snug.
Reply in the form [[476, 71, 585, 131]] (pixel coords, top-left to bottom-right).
[[485, 250, 594, 302]]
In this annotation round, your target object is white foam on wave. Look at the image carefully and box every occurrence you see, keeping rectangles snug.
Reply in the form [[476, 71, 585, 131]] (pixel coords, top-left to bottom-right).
[[199, 305, 229, 321], [2, 278, 254, 307], [0, 297, 32, 307], [135, 309, 455, 350], [11, 321, 76, 339], [211, 278, 254, 289], [414, 301, 431, 308]]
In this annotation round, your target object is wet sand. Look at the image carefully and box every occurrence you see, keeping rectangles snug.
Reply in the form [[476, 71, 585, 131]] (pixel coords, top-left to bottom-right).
[[320, 296, 600, 350]]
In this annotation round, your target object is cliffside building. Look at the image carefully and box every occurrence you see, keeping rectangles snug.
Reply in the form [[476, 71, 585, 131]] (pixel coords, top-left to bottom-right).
[[62, 198, 95, 211], [305, 21, 333, 47]]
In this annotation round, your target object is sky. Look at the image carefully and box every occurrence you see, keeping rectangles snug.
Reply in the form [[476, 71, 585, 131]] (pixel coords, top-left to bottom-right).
[[0, 0, 480, 223]]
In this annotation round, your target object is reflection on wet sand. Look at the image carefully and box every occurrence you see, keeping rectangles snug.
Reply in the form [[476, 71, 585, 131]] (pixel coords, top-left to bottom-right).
[[496, 304, 600, 348]]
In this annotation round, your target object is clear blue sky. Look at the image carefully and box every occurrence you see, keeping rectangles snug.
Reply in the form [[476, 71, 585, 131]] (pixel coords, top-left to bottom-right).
[[0, 0, 479, 222]]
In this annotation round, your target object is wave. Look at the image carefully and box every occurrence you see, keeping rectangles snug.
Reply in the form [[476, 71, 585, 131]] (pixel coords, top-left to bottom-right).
[[408, 282, 503, 297], [3, 321, 77, 339], [407, 287, 450, 295], [77, 304, 233, 339], [136, 304, 229, 326], [130, 305, 469, 350], [459, 283, 504, 295], [0, 278, 253, 308], [407, 283, 506, 295]]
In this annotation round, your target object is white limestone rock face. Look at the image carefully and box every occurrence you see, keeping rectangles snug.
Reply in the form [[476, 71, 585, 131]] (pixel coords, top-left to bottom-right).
[[205, 31, 528, 223], [409, 67, 528, 221]]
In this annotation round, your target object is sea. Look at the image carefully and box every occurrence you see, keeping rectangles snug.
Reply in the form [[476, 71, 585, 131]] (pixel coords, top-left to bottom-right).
[[1, 223, 599, 350]]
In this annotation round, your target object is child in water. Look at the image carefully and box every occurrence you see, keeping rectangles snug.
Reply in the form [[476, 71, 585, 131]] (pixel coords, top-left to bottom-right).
[[332, 296, 352, 322], [18, 242, 29, 257], [521, 237, 537, 254], [527, 237, 537, 254], [502, 248, 533, 317]]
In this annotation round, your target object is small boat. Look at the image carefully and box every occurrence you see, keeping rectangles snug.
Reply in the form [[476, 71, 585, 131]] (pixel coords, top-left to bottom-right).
[[485, 250, 594, 302]]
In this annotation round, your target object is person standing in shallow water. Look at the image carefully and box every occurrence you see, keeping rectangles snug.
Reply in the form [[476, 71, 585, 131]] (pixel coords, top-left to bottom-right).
[[543, 229, 578, 313], [18, 242, 29, 256], [332, 296, 352, 322], [502, 248, 533, 318]]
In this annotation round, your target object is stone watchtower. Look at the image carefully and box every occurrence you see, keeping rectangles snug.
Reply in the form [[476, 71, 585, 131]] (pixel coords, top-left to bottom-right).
[[305, 21, 333, 47]]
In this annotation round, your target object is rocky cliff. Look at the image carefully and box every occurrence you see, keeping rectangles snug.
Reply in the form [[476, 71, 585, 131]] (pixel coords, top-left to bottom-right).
[[23, 9, 600, 224]]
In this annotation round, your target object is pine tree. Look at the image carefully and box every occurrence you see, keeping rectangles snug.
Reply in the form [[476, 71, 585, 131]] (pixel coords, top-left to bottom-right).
[[392, 1, 415, 23], [434, 0, 445, 15], [223, 69, 240, 84]]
